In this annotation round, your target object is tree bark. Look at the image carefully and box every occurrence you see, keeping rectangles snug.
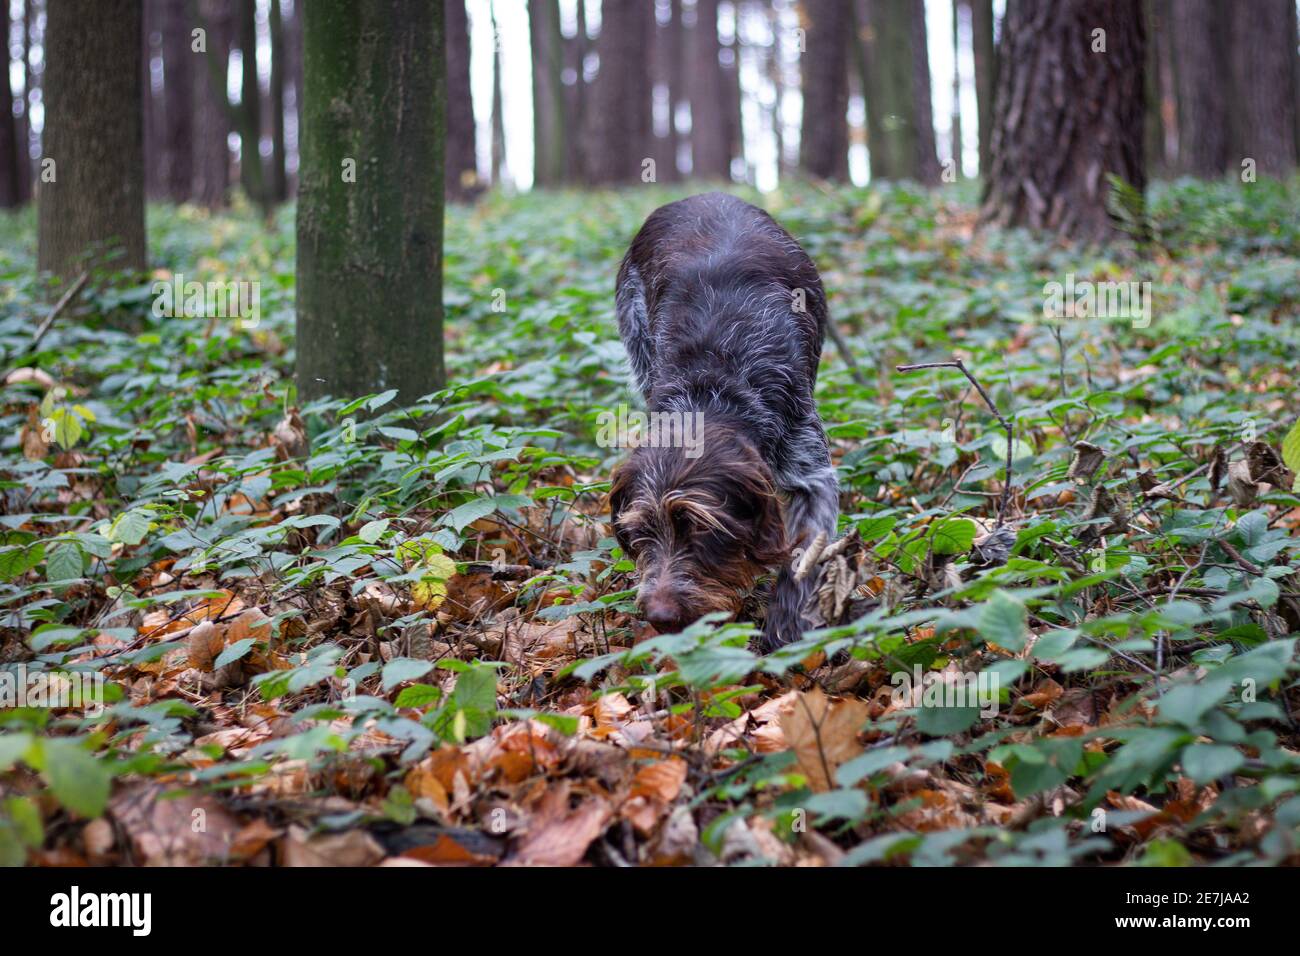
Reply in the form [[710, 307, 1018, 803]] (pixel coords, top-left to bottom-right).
[[446, 0, 479, 200], [863, 0, 919, 179], [1228, 0, 1297, 176], [908, 0, 940, 184], [583, 0, 652, 185], [980, 0, 1146, 243], [283, 0, 304, 194], [799, 0, 849, 180], [38, 0, 146, 277], [163, 0, 195, 202], [0, 13, 21, 208], [966, 0, 996, 178], [236, 0, 266, 209], [143, 0, 166, 200], [489, 0, 507, 186], [296, 0, 445, 403], [690, 0, 730, 179], [192, 0, 233, 209], [1170, 0, 1227, 176], [564, 0, 590, 181], [268, 0, 287, 202], [15, 0, 34, 203], [530, 0, 567, 187]]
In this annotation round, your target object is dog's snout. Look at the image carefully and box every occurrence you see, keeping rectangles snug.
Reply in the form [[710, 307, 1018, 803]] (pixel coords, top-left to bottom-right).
[[643, 595, 684, 633]]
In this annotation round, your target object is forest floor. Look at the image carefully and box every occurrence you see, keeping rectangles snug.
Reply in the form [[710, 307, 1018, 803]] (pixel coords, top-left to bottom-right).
[[2, 178, 1300, 866]]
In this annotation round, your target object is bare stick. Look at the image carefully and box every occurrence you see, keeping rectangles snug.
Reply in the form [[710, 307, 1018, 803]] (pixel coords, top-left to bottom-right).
[[896, 359, 1015, 525], [826, 320, 867, 386], [27, 271, 89, 355]]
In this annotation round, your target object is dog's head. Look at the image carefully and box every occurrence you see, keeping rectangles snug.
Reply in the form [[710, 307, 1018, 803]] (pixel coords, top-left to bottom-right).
[[609, 422, 786, 633]]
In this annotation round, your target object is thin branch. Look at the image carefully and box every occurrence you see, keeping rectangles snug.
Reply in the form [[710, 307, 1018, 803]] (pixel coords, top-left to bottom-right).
[[896, 359, 1015, 526]]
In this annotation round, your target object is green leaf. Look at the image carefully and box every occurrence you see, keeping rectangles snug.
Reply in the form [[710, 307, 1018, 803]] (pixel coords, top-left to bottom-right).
[[930, 517, 977, 555], [978, 590, 1028, 652], [1181, 744, 1244, 785], [382, 658, 434, 691], [394, 684, 443, 708], [0, 544, 44, 582], [38, 738, 112, 818], [358, 519, 389, 543], [444, 497, 501, 532], [915, 705, 979, 735], [45, 542, 85, 582], [1281, 418, 1300, 491], [214, 638, 257, 669]]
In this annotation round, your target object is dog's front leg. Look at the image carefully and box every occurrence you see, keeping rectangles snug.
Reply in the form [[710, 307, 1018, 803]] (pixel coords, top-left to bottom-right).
[[762, 466, 839, 650]]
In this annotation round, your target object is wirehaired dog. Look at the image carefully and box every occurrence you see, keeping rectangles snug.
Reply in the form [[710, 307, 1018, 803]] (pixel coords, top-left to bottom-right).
[[609, 192, 839, 649]]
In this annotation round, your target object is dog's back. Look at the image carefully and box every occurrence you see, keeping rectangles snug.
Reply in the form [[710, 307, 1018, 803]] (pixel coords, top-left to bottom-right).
[[615, 193, 828, 421]]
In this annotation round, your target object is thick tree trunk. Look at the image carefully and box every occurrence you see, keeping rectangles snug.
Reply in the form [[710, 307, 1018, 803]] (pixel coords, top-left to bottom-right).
[[38, 0, 146, 277], [446, 0, 479, 200], [583, 0, 652, 185], [530, 0, 567, 187], [0, 18, 21, 208], [162, 0, 195, 203], [1228, 0, 1297, 176], [799, 0, 848, 180], [192, 0, 233, 209], [966, 0, 996, 178], [296, 0, 445, 403], [1170, 0, 1226, 176], [690, 0, 730, 179], [268, 0, 288, 202], [980, 0, 1146, 243]]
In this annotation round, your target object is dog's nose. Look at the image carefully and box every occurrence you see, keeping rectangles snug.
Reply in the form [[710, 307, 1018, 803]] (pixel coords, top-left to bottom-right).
[[644, 597, 684, 633]]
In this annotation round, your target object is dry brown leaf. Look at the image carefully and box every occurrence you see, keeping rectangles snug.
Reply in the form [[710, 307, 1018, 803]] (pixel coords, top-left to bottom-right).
[[505, 784, 611, 866], [779, 686, 869, 792], [109, 784, 246, 865], [281, 825, 385, 867]]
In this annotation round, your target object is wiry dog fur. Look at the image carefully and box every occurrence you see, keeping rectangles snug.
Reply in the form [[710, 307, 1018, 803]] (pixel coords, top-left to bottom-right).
[[610, 192, 839, 649]]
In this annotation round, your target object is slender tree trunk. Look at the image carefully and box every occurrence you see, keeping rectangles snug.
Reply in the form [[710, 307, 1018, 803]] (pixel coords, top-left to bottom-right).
[[489, 0, 507, 186], [564, 0, 589, 181], [690, 0, 730, 179], [659, 0, 683, 182], [768, 0, 787, 179], [980, 0, 1146, 243], [283, 0, 303, 195], [583, 0, 652, 185], [1228, 0, 1297, 176], [908, 0, 939, 184], [296, 0, 445, 403], [850, 0, 880, 179], [192, 0, 233, 209], [722, 4, 744, 176], [15, 0, 34, 203], [966, 0, 996, 178], [446, 0, 478, 200], [162, 0, 195, 202], [236, 0, 266, 209], [799, 0, 849, 180], [0, 14, 21, 208], [38, 0, 146, 277], [949, 0, 963, 175], [530, 0, 566, 187], [268, 0, 287, 202], [143, 0, 165, 199], [864, 0, 918, 180]]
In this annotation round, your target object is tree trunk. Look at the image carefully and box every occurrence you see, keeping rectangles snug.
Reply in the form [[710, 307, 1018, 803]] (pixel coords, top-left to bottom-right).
[[722, 4, 744, 177], [143, 0, 166, 199], [530, 0, 566, 187], [657, 0, 683, 181], [1228, 0, 1297, 176], [966, 0, 996, 178], [799, 0, 849, 180], [583, 0, 652, 185], [162, 0, 195, 203], [192, 0, 233, 209], [690, 0, 729, 179], [0, 16, 21, 208], [949, 0, 963, 175], [489, 0, 507, 186], [446, 0, 478, 200], [268, 0, 288, 202], [236, 0, 266, 209], [1168, 0, 1229, 177], [980, 0, 1146, 243], [15, 0, 34, 203], [564, 0, 589, 181], [908, 0, 940, 184], [863, 0, 918, 179], [296, 0, 445, 403], [284, 0, 304, 194], [38, 0, 146, 277]]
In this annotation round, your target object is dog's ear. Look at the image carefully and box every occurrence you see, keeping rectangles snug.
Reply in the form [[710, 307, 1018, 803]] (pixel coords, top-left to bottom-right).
[[748, 481, 788, 566], [608, 457, 639, 554]]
